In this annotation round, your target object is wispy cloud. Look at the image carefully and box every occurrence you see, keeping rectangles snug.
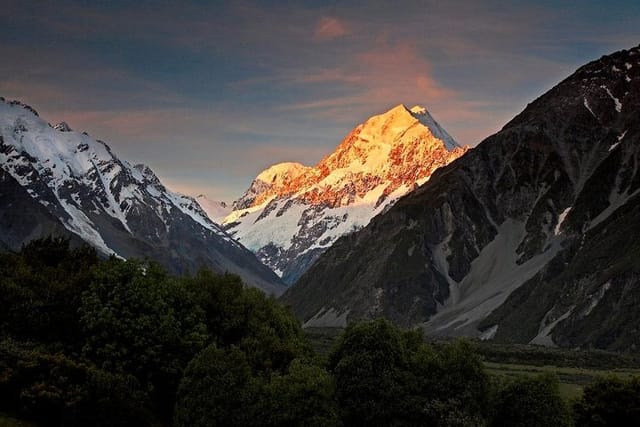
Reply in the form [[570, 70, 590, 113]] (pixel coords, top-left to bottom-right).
[[274, 40, 488, 143], [314, 17, 349, 41]]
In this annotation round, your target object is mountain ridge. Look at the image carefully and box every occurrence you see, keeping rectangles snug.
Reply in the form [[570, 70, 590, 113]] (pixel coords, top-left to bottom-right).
[[0, 98, 285, 294], [222, 103, 467, 282]]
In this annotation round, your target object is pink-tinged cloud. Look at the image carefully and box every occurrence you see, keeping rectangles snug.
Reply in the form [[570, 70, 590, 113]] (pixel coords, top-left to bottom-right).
[[275, 40, 516, 146], [314, 17, 349, 41], [280, 41, 456, 115]]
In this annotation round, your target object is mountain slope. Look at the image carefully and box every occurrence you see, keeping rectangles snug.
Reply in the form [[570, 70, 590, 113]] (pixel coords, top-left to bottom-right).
[[223, 104, 467, 283], [0, 98, 285, 294], [282, 45, 640, 350]]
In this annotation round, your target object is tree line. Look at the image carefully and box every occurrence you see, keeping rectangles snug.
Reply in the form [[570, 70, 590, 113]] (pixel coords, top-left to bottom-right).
[[0, 237, 638, 426]]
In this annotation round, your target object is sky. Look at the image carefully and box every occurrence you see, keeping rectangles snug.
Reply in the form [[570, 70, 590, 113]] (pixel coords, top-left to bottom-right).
[[1, 1, 639, 201]]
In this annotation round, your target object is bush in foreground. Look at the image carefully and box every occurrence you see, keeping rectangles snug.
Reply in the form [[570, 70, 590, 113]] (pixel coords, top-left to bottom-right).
[[174, 347, 338, 427], [574, 376, 640, 426], [491, 373, 571, 427], [0, 340, 151, 427]]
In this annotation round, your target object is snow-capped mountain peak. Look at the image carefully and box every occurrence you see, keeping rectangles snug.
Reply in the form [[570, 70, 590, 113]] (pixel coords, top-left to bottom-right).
[[0, 97, 285, 294], [232, 162, 312, 211], [256, 161, 309, 184], [223, 103, 468, 283], [409, 105, 459, 151]]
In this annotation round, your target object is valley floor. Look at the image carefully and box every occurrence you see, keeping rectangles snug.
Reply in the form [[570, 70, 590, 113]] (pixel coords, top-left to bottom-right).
[[305, 327, 640, 401]]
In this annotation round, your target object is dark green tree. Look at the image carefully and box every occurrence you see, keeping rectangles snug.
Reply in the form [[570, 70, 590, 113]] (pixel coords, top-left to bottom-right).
[[0, 237, 98, 347], [184, 269, 312, 374], [234, 287, 313, 373], [409, 340, 490, 425], [262, 359, 340, 427], [173, 345, 262, 427], [182, 270, 245, 345], [328, 320, 491, 426], [0, 339, 151, 427], [574, 376, 640, 426], [491, 373, 571, 427], [79, 259, 208, 415], [327, 319, 421, 426]]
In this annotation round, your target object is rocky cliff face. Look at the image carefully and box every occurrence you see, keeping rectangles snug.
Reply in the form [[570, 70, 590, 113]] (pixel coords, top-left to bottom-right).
[[223, 104, 467, 283], [283, 45, 640, 350], [0, 98, 285, 294]]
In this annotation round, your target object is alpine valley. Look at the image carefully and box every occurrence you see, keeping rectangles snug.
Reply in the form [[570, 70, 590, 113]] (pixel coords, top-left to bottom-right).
[[0, 99, 285, 294], [282, 45, 640, 351], [222, 104, 467, 283]]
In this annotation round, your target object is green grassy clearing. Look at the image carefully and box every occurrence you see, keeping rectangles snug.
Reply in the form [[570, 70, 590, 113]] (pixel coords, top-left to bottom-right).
[[485, 361, 640, 400], [0, 413, 35, 427]]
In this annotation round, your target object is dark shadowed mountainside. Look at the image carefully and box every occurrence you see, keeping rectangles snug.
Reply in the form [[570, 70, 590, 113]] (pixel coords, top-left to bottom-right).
[[283, 44, 640, 350]]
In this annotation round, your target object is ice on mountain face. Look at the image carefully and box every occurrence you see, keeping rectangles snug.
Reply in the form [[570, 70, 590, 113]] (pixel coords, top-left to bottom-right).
[[90, 159, 132, 233], [530, 306, 574, 346], [232, 162, 312, 211], [609, 131, 627, 152], [582, 281, 611, 317], [601, 86, 622, 112], [583, 98, 596, 118], [60, 199, 118, 256], [589, 182, 640, 231], [554, 207, 572, 235], [479, 325, 498, 340]]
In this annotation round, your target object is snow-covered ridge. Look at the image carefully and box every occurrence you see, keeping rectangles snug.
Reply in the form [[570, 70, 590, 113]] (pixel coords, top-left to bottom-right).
[[0, 97, 237, 254], [222, 103, 468, 282], [256, 161, 310, 184]]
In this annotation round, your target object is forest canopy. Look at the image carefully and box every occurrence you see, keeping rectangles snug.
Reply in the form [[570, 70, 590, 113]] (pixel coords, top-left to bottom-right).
[[1, 237, 639, 426]]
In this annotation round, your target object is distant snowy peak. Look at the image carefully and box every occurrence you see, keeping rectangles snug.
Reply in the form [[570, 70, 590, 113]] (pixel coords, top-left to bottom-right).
[[223, 103, 468, 283], [233, 161, 312, 210], [196, 195, 232, 224], [256, 162, 310, 184]]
